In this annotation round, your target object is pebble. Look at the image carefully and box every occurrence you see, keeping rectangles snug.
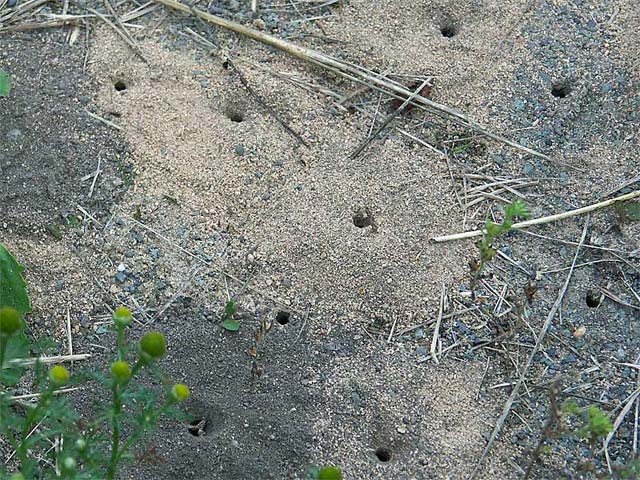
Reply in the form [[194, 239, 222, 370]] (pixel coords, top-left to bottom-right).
[[78, 95, 90, 105], [416, 346, 428, 356], [397, 425, 407, 434], [54, 280, 65, 291], [522, 163, 535, 176], [234, 144, 245, 156], [261, 192, 271, 201], [6, 128, 22, 142], [115, 272, 127, 283], [323, 342, 338, 352], [414, 328, 425, 339], [6, 0, 16, 7]]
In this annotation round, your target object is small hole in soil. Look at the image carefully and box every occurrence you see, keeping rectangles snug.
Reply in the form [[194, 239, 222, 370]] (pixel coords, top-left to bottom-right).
[[375, 447, 392, 462], [352, 211, 372, 228], [114, 80, 127, 92], [226, 109, 245, 123], [440, 22, 457, 38], [188, 418, 207, 437], [551, 82, 571, 98], [585, 290, 601, 308], [276, 311, 290, 325]]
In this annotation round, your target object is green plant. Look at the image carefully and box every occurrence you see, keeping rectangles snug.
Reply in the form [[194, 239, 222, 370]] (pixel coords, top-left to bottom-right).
[[0, 69, 10, 97], [305, 465, 343, 480], [1, 244, 189, 478], [563, 402, 613, 445], [221, 300, 240, 331], [472, 200, 530, 285]]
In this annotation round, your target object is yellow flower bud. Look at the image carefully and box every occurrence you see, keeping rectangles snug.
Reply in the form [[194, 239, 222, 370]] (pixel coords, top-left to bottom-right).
[[110, 361, 132, 383], [0, 307, 22, 335], [139, 331, 166, 360], [49, 365, 70, 386], [171, 384, 190, 402], [113, 306, 133, 328]]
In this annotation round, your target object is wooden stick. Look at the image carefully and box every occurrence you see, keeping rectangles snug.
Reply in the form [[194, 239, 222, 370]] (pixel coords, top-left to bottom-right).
[[433, 189, 640, 243], [430, 283, 446, 364], [151, 0, 547, 160], [469, 219, 589, 479], [350, 77, 431, 160], [9, 354, 91, 366]]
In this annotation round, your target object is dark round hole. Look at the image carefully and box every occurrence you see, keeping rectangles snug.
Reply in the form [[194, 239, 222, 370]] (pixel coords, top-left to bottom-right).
[[188, 418, 207, 437], [375, 447, 392, 462], [352, 212, 371, 228], [440, 23, 457, 38], [551, 82, 570, 98], [114, 80, 127, 92], [276, 311, 290, 325], [585, 290, 601, 308], [227, 110, 245, 123]]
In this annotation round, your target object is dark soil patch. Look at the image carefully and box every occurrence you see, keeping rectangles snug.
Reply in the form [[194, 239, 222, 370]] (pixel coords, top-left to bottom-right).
[[116, 301, 319, 480], [0, 31, 129, 236]]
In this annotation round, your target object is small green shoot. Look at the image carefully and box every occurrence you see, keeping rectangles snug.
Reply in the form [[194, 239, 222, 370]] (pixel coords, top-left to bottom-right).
[[473, 200, 530, 286], [305, 465, 343, 480], [0, 69, 10, 97], [221, 300, 240, 331], [562, 402, 613, 445]]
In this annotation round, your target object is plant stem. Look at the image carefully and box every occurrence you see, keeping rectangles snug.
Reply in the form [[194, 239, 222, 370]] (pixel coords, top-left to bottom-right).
[[107, 384, 122, 480]]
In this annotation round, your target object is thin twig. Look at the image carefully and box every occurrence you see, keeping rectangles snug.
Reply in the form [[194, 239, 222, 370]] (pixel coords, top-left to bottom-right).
[[349, 77, 431, 159], [430, 283, 446, 364], [226, 57, 309, 148], [434, 189, 640, 242]]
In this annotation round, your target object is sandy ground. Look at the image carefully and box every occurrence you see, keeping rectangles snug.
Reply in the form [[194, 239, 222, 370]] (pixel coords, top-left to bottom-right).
[[2, 0, 639, 478]]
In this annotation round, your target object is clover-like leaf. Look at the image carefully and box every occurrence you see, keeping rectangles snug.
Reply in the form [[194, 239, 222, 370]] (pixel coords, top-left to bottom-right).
[[222, 319, 240, 332]]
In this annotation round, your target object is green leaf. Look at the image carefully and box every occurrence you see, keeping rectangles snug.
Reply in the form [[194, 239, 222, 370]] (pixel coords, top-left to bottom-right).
[[505, 200, 530, 221], [485, 222, 502, 238], [0, 333, 29, 386], [617, 202, 640, 222], [318, 467, 343, 480], [222, 319, 240, 331], [0, 70, 10, 97], [0, 243, 31, 314], [225, 300, 237, 318]]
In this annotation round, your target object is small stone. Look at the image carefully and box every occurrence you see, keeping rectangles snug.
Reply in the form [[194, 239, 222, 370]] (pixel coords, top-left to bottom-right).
[[55, 280, 65, 291], [414, 328, 425, 339], [117, 263, 126, 272], [324, 342, 338, 352], [124, 250, 135, 258], [247, 253, 255, 264], [6, 0, 17, 6], [522, 163, 535, 176], [234, 144, 245, 156], [600, 83, 613, 93], [261, 192, 271, 201], [282, 278, 292, 287], [273, 159, 283, 167], [252, 18, 266, 30], [78, 95, 90, 105], [6, 128, 22, 142], [397, 425, 407, 434], [513, 98, 525, 111], [416, 346, 428, 356], [115, 272, 127, 284], [492, 154, 507, 166]]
